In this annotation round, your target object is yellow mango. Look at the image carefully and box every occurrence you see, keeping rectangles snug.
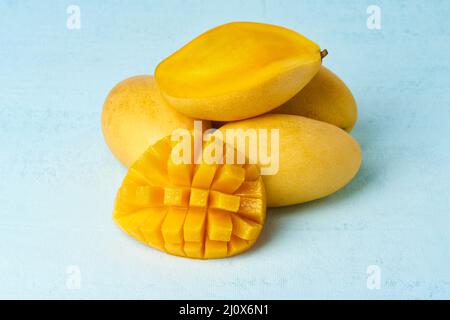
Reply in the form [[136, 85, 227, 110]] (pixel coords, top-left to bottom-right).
[[271, 66, 358, 131], [101, 75, 210, 166], [155, 22, 327, 121], [113, 136, 266, 259], [219, 114, 361, 207]]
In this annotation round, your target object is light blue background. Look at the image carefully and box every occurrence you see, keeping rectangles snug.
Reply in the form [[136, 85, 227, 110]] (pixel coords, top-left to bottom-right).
[[0, 0, 449, 299]]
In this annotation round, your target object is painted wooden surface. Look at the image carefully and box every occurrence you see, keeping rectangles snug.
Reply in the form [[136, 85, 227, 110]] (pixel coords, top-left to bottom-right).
[[0, 0, 449, 299]]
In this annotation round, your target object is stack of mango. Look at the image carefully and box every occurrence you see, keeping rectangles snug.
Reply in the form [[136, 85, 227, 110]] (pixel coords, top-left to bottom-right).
[[102, 22, 362, 259]]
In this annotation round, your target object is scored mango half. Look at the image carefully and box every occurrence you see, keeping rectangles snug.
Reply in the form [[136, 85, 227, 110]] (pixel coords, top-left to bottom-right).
[[155, 22, 327, 121], [113, 136, 267, 259]]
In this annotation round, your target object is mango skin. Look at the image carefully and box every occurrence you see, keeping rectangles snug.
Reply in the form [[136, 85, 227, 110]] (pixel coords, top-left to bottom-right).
[[101, 76, 210, 167], [220, 114, 362, 207], [271, 67, 358, 132], [155, 22, 324, 121]]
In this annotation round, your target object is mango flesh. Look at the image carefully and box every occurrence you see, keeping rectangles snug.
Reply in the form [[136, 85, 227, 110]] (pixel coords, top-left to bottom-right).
[[113, 136, 266, 259], [155, 22, 324, 121], [101, 75, 211, 167], [271, 67, 358, 132], [219, 114, 362, 207]]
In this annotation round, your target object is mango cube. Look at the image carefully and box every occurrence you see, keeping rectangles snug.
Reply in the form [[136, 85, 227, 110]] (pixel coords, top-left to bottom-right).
[[234, 177, 264, 198], [139, 207, 167, 250], [163, 187, 190, 207], [228, 236, 250, 256], [207, 209, 232, 241], [209, 191, 240, 212], [168, 158, 192, 187], [204, 239, 228, 259], [161, 207, 187, 244], [118, 185, 164, 207], [189, 188, 209, 207], [238, 197, 265, 224], [184, 241, 204, 259], [183, 207, 207, 242], [165, 242, 185, 257], [231, 213, 262, 240], [192, 164, 217, 189], [211, 165, 245, 193]]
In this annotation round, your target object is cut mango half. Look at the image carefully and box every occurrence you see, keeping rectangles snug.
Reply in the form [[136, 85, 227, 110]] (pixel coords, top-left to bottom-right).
[[113, 136, 266, 259], [155, 22, 326, 121]]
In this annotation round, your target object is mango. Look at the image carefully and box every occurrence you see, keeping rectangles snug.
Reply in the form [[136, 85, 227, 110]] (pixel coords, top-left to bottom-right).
[[271, 67, 358, 131], [219, 114, 361, 207], [113, 136, 266, 259], [155, 22, 327, 121], [101, 75, 211, 167]]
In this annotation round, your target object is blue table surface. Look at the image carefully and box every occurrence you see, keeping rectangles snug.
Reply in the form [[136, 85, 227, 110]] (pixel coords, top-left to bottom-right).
[[0, 0, 449, 299]]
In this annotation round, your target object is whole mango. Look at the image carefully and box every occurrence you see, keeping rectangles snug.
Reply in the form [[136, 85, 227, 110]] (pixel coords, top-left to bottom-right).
[[101, 75, 210, 166], [155, 22, 327, 121], [219, 114, 362, 207], [271, 67, 358, 131]]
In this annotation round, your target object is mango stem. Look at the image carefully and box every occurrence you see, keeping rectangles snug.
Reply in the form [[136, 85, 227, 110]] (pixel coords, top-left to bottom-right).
[[320, 49, 328, 60]]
